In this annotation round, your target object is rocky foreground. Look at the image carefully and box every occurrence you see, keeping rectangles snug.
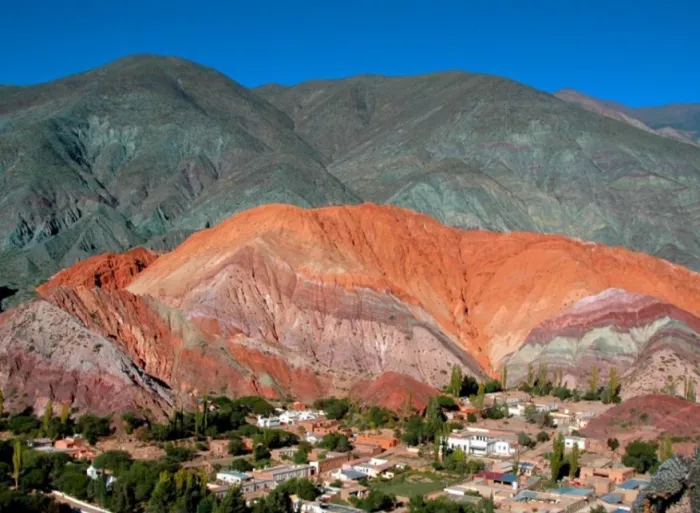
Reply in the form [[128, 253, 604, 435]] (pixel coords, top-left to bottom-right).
[[1, 203, 700, 415]]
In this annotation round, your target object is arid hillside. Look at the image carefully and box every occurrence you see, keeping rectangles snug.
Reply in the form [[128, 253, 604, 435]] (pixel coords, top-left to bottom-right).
[[1, 203, 700, 414]]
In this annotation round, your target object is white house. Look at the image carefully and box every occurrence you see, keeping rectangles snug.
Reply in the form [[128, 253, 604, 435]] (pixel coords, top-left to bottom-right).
[[279, 410, 319, 425], [444, 428, 516, 457], [257, 415, 281, 428], [86, 465, 116, 488], [216, 470, 252, 485], [306, 432, 321, 444], [87, 465, 99, 480], [352, 458, 393, 478], [564, 435, 586, 451]]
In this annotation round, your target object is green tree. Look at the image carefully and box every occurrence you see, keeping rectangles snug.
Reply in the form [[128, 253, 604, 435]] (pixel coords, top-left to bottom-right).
[[112, 479, 136, 513], [622, 440, 659, 473], [537, 362, 548, 386], [42, 400, 54, 435], [550, 433, 564, 482], [59, 403, 70, 426], [569, 443, 580, 478], [230, 459, 254, 472], [216, 485, 250, 513], [537, 431, 550, 443], [526, 363, 535, 387], [318, 433, 351, 452], [608, 367, 619, 398], [147, 472, 176, 513], [92, 450, 133, 475], [501, 365, 508, 391], [518, 432, 536, 449], [474, 383, 485, 408], [685, 377, 697, 402], [659, 436, 674, 462], [607, 438, 620, 452], [588, 365, 599, 394], [12, 439, 22, 489], [228, 437, 247, 456], [448, 365, 463, 396]]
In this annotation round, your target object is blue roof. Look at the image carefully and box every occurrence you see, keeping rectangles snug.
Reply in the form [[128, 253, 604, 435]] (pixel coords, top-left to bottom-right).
[[514, 491, 539, 501], [618, 479, 650, 490], [600, 493, 624, 504], [555, 487, 594, 496], [219, 470, 251, 480], [500, 473, 518, 484]]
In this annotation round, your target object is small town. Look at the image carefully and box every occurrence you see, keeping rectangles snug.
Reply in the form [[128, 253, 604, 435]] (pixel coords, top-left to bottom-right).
[[1, 364, 693, 513]]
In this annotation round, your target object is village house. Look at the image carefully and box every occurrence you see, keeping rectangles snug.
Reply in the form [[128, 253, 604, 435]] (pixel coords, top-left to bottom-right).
[[354, 434, 399, 450], [340, 483, 369, 502], [257, 415, 281, 428], [580, 466, 635, 486], [279, 410, 320, 425], [349, 457, 394, 478], [208, 439, 229, 458], [501, 489, 590, 513], [330, 468, 367, 482], [298, 419, 351, 437], [309, 451, 353, 474], [444, 427, 517, 457], [216, 470, 252, 485], [53, 437, 97, 460], [352, 442, 383, 456], [252, 464, 314, 484], [614, 478, 650, 504], [564, 435, 587, 451]]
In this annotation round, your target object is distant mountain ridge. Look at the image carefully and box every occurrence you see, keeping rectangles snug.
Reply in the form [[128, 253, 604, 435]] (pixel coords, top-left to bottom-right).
[[2, 55, 700, 307], [555, 88, 700, 146]]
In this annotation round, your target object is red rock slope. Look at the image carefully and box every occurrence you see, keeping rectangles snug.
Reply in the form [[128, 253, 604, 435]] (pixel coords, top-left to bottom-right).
[[350, 372, 440, 413], [130, 203, 700, 372], [581, 394, 700, 441], [38, 248, 158, 293], [5, 203, 700, 415]]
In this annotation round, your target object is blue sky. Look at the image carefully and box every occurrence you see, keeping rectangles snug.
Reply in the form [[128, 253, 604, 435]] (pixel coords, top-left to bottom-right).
[[1, 0, 698, 107]]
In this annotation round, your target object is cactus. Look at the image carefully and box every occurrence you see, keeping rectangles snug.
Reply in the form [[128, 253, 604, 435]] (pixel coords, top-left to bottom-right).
[[632, 443, 700, 513]]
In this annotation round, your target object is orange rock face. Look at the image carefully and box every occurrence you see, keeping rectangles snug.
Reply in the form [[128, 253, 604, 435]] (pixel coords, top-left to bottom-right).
[[129, 203, 700, 370], [19, 203, 700, 413], [38, 248, 158, 294]]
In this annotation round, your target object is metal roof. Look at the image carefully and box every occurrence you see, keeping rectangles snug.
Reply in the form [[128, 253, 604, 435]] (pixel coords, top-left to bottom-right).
[[618, 479, 650, 490]]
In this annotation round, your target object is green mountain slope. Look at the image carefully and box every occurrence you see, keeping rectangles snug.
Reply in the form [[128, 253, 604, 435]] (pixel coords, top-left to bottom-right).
[[0, 55, 359, 302], [258, 72, 700, 271]]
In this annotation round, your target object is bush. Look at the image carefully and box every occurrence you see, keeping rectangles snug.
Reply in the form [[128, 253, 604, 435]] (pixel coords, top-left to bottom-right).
[[77, 414, 112, 445], [353, 489, 397, 512], [92, 451, 133, 476], [163, 443, 194, 463], [313, 398, 350, 420], [436, 396, 459, 411], [537, 431, 550, 443], [467, 413, 477, 423], [518, 432, 536, 449], [228, 437, 247, 456], [230, 459, 253, 472], [622, 440, 659, 474], [318, 433, 351, 452]]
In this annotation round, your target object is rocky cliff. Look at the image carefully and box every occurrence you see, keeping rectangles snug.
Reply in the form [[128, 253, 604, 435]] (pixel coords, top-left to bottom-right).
[[503, 289, 700, 397], [3, 203, 700, 414]]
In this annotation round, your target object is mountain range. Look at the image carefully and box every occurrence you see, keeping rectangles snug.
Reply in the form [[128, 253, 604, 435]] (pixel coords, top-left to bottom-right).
[[2, 55, 700, 308], [1, 55, 700, 414]]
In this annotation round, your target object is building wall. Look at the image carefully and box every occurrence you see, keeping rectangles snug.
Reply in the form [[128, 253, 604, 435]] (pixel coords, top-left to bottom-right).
[[355, 435, 398, 450]]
